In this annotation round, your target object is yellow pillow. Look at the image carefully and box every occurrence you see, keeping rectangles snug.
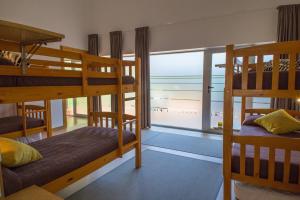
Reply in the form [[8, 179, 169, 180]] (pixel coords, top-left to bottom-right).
[[0, 137, 42, 167], [254, 109, 300, 134]]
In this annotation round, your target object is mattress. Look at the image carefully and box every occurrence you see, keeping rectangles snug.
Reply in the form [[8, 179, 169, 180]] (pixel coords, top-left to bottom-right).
[[233, 71, 300, 90], [2, 126, 136, 195], [0, 75, 135, 87], [0, 116, 44, 134], [234, 181, 300, 200], [232, 124, 300, 184]]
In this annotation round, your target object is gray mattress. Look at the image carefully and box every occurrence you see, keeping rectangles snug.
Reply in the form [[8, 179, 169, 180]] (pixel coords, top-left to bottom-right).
[[0, 116, 44, 134], [2, 127, 136, 195], [232, 124, 300, 184], [0, 75, 135, 87]]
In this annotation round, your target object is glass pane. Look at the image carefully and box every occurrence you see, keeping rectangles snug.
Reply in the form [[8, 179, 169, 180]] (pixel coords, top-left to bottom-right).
[[101, 95, 111, 112], [211, 52, 241, 130], [211, 53, 226, 129], [150, 52, 204, 129], [75, 97, 87, 115], [66, 98, 74, 115]]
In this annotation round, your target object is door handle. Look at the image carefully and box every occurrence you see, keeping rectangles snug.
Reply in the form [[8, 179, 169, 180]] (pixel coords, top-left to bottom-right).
[[208, 86, 214, 94]]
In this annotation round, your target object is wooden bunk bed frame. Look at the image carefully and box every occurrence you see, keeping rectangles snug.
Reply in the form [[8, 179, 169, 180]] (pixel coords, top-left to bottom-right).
[[0, 20, 141, 196], [0, 100, 52, 139], [223, 41, 300, 200]]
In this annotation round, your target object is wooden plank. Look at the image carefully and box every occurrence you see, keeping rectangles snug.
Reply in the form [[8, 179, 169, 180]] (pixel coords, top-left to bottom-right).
[[242, 56, 249, 90], [254, 145, 260, 178], [272, 53, 279, 90], [117, 60, 124, 155], [288, 52, 296, 91], [135, 58, 142, 168], [223, 45, 234, 200], [233, 90, 300, 98], [5, 185, 63, 200], [87, 71, 117, 78], [233, 40, 300, 57], [232, 135, 300, 151], [268, 147, 275, 183], [245, 108, 300, 118], [30, 59, 82, 68], [0, 19, 64, 45], [240, 143, 246, 176], [283, 149, 291, 184], [256, 55, 263, 90]]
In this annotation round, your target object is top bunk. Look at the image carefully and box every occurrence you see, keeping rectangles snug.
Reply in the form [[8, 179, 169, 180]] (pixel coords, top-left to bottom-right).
[[225, 40, 300, 98], [0, 19, 64, 45], [0, 21, 139, 104]]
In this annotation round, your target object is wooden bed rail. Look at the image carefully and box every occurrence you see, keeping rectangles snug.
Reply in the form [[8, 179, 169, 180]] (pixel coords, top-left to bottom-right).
[[227, 41, 300, 98], [15, 100, 52, 138], [90, 112, 137, 131], [224, 41, 300, 200], [232, 135, 300, 193], [244, 108, 300, 118]]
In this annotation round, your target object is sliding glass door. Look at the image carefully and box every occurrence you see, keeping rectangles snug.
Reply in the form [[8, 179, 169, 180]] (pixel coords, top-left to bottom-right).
[[150, 52, 204, 129]]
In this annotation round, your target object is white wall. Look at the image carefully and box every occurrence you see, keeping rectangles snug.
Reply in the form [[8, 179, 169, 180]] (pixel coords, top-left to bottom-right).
[[0, 0, 89, 49], [0, 0, 89, 123], [86, 0, 300, 55]]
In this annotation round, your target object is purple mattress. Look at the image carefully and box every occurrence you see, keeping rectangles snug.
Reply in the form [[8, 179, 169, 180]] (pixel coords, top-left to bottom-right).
[[2, 126, 136, 195], [0, 75, 135, 87], [0, 116, 44, 134], [232, 124, 300, 184], [233, 71, 300, 90]]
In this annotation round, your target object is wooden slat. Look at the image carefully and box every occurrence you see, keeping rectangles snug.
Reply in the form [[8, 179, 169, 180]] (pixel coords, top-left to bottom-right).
[[256, 55, 263, 90], [233, 90, 300, 99], [232, 135, 300, 151], [223, 45, 234, 200], [254, 145, 260, 178], [240, 144, 246, 176], [30, 59, 82, 68], [87, 71, 117, 78], [135, 58, 142, 169], [245, 108, 300, 118], [242, 56, 249, 90], [283, 150, 291, 184], [268, 147, 275, 183], [288, 52, 296, 91], [233, 40, 300, 57], [272, 54, 280, 90]]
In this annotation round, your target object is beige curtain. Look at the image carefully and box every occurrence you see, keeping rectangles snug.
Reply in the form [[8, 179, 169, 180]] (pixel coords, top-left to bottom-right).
[[135, 27, 151, 128], [271, 4, 300, 110], [88, 34, 102, 112], [110, 31, 123, 113]]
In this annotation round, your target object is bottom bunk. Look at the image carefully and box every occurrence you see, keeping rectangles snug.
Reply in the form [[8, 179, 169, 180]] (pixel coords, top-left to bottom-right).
[[230, 112, 300, 195], [1, 126, 139, 196]]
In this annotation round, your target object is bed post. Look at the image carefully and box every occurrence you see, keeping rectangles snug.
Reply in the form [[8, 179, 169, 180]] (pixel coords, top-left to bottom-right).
[[87, 96, 93, 126], [21, 102, 27, 137], [223, 45, 234, 200], [241, 96, 246, 124], [135, 58, 142, 168], [0, 155, 4, 199], [45, 100, 52, 138], [117, 60, 124, 156]]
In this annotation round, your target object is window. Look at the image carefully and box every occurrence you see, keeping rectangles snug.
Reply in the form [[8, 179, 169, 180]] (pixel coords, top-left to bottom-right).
[[150, 52, 204, 129]]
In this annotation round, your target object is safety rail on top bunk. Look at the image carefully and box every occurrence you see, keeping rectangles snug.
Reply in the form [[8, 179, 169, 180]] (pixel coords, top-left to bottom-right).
[[0, 39, 138, 103], [223, 41, 300, 200], [226, 40, 300, 98]]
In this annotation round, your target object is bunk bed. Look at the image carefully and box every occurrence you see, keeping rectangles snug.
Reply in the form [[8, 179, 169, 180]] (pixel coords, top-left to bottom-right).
[[0, 101, 52, 139], [223, 41, 300, 200], [0, 20, 141, 197]]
